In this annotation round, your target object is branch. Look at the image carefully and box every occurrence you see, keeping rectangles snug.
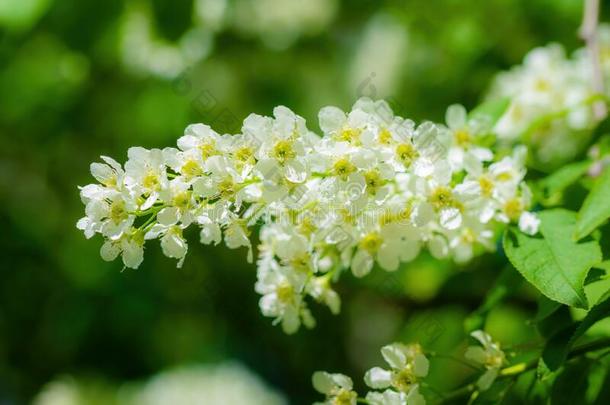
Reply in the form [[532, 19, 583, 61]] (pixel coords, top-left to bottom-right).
[[434, 336, 610, 404], [580, 0, 607, 120]]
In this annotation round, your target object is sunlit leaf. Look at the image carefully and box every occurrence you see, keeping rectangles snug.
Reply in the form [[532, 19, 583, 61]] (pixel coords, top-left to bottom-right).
[[504, 209, 602, 309], [575, 166, 610, 240]]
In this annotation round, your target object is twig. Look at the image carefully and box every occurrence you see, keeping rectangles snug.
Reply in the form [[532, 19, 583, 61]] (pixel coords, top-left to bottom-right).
[[580, 0, 607, 120]]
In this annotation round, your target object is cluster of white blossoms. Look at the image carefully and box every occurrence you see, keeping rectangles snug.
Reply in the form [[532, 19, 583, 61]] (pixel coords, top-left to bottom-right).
[[77, 97, 539, 333], [487, 30, 610, 165], [313, 343, 428, 405], [313, 331, 506, 405]]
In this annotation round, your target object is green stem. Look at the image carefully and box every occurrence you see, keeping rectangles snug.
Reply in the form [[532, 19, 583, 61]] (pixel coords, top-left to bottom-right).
[[435, 337, 610, 404]]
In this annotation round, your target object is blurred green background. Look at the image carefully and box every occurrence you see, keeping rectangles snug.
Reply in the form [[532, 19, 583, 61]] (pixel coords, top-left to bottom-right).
[[0, 0, 606, 403]]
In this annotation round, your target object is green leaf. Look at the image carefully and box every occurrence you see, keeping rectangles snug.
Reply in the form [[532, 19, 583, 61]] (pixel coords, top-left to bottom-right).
[[551, 358, 605, 405], [469, 97, 510, 126], [504, 209, 602, 309], [575, 166, 610, 240], [541, 289, 610, 372], [538, 160, 590, 202], [536, 303, 571, 339]]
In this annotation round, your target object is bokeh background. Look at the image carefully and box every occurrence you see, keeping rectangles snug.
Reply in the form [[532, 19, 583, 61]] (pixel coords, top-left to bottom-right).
[[1, 0, 607, 403]]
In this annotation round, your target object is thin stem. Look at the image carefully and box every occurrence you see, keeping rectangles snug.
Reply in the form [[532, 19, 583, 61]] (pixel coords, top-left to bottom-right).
[[434, 336, 610, 404], [428, 352, 480, 371], [580, 0, 607, 120]]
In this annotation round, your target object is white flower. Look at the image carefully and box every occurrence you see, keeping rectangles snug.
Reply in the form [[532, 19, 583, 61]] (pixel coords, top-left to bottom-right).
[[365, 387, 425, 405], [307, 275, 341, 315], [77, 188, 136, 239], [124, 147, 168, 209], [465, 330, 506, 391], [364, 343, 429, 393], [145, 207, 188, 267], [255, 265, 312, 334], [99, 230, 144, 269], [518, 211, 540, 235], [445, 104, 493, 173], [488, 43, 601, 165], [312, 371, 357, 405]]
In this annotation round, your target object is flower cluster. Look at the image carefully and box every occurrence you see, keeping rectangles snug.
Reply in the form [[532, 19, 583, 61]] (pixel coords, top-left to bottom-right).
[[487, 37, 608, 165], [313, 332, 507, 404], [77, 97, 538, 333], [313, 343, 428, 405]]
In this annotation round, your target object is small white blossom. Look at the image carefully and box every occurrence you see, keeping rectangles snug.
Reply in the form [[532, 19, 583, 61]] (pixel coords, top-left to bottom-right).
[[364, 343, 429, 398], [465, 330, 506, 391], [312, 372, 357, 405]]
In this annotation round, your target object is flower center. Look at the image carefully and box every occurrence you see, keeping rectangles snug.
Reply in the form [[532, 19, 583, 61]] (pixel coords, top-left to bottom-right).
[[360, 232, 382, 254], [235, 146, 254, 163], [181, 160, 203, 178], [337, 126, 362, 143], [479, 176, 494, 197], [172, 191, 191, 210], [503, 198, 523, 220], [273, 140, 296, 163], [333, 158, 356, 180], [378, 128, 393, 144], [454, 129, 471, 147], [109, 199, 128, 224], [429, 187, 455, 210], [364, 170, 384, 194], [142, 171, 160, 191], [396, 143, 418, 166], [392, 367, 417, 392], [276, 282, 295, 303], [199, 142, 216, 159]]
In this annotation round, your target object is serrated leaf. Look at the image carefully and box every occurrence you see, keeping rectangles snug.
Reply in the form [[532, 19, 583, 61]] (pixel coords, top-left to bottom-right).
[[575, 165, 610, 240], [469, 97, 510, 126], [504, 209, 602, 309]]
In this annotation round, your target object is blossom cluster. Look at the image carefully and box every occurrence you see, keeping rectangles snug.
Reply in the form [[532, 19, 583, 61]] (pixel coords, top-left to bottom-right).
[[487, 28, 610, 165], [312, 331, 506, 405], [313, 343, 428, 405], [77, 97, 538, 333]]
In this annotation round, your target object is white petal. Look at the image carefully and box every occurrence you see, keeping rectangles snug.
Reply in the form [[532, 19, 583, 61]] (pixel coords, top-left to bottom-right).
[[465, 346, 487, 365], [312, 371, 334, 395], [199, 221, 221, 245], [318, 106, 346, 133], [351, 249, 373, 278], [121, 240, 144, 269], [378, 242, 400, 271], [429, 235, 448, 259], [284, 159, 308, 183], [407, 385, 426, 405], [440, 207, 462, 230], [364, 367, 392, 389], [477, 368, 498, 391], [100, 241, 120, 262], [518, 212, 540, 235], [446, 104, 467, 130], [157, 207, 180, 226], [161, 232, 187, 259], [412, 353, 430, 377], [381, 344, 407, 369]]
